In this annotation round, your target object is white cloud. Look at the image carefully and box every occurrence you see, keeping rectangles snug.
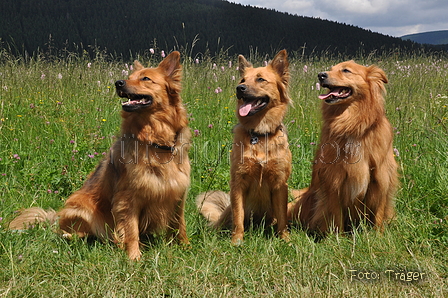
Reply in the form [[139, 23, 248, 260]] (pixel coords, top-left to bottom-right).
[[317, 0, 390, 15], [230, 0, 448, 37], [282, 1, 314, 12]]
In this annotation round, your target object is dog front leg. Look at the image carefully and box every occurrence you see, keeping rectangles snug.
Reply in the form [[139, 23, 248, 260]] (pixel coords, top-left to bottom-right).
[[168, 192, 189, 245], [272, 184, 290, 241], [124, 218, 141, 260], [112, 199, 141, 260], [230, 186, 245, 245], [308, 191, 342, 235], [312, 200, 343, 234]]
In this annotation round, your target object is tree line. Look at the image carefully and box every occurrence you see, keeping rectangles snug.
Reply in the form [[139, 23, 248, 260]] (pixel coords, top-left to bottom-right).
[[0, 0, 429, 59]]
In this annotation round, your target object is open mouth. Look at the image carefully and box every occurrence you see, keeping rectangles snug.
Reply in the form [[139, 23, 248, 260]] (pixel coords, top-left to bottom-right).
[[117, 91, 153, 112], [238, 96, 270, 117], [318, 87, 352, 104]]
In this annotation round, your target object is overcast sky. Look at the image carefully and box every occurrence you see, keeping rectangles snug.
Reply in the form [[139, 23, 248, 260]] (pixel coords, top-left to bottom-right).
[[230, 0, 448, 37]]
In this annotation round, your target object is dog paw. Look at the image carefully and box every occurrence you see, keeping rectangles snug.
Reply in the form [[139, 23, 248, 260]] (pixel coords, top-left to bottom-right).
[[125, 241, 142, 261], [279, 231, 291, 242], [62, 233, 73, 239], [176, 237, 191, 250], [127, 249, 142, 261], [231, 237, 244, 246]]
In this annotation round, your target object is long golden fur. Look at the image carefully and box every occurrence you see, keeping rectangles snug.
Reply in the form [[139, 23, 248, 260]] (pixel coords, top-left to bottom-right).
[[9, 51, 191, 260], [197, 50, 292, 245], [288, 61, 398, 234]]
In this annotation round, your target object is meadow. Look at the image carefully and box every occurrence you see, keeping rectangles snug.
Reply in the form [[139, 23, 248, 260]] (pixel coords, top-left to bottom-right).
[[0, 48, 447, 297]]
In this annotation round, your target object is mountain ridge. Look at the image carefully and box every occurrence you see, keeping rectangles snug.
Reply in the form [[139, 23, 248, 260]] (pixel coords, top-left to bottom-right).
[[401, 30, 448, 45], [0, 0, 428, 58]]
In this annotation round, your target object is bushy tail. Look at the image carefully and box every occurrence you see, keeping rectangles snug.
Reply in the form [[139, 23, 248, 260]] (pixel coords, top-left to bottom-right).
[[196, 190, 230, 227], [9, 207, 58, 230]]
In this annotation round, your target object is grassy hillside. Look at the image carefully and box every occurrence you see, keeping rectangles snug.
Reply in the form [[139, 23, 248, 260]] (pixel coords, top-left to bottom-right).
[[402, 30, 448, 45], [0, 0, 423, 59], [0, 48, 447, 296]]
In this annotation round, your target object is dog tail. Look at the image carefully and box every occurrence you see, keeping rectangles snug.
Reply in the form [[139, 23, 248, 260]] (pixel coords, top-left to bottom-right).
[[9, 207, 58, 230], [196, 190, 230, 227]]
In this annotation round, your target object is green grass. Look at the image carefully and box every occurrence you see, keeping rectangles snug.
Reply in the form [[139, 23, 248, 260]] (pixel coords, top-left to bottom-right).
[[0, 49, 447, 297]]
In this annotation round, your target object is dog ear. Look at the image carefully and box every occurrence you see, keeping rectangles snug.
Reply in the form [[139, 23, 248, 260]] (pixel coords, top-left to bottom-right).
[[269, 50, 289, 81], [133, 60, 144, 71], [238, 55, 252, 77], [367, 65, 388, 102], [158, 51, 181, 79], [158, 51, 182, 96], [270, 50, 291, 105], [367, 65, 388, 84]]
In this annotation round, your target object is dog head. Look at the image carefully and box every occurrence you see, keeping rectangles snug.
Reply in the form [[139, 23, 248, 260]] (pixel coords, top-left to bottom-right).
[[115, 51, 182, 112], [318, 60, 388, 105], [235, 50, 291, 131]]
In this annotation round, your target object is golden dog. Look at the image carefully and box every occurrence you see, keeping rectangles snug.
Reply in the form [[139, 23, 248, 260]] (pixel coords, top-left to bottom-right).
[[10, 51, 191, 260], [197, 50, 292, 244], [288, 61, 399, 234]]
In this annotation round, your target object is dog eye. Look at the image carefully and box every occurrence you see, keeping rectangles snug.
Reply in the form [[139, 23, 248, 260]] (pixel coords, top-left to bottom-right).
[[256, 77, 266, 83], [342, 69, 351, 73], [240, 79, 245, 84], [141, 77, 151, 81]]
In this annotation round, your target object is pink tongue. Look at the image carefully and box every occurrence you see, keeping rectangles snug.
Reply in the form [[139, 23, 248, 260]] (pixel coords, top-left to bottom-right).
[[239, 103, 253, 117], [318, 88, 342, 100]]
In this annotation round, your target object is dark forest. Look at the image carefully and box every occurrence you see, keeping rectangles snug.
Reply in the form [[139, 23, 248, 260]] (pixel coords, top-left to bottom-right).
[[0, 0, 427, 59]]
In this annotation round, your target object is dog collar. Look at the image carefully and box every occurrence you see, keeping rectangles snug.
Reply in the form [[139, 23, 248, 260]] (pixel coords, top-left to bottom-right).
[[149, 132, 179, 152], [249, 131, 266, 145], [150, 143, 175, 152], [249, 125, 284, 145]]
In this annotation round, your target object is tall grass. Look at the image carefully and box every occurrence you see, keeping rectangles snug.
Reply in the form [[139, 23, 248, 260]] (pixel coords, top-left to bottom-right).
[[0, 48, 447, 297]]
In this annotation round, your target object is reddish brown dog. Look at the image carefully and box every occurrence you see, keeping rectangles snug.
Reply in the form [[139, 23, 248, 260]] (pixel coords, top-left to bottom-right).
[[10, 51, 191, 260], [288, 61, 399, 235], [197, 50, 292, 245]]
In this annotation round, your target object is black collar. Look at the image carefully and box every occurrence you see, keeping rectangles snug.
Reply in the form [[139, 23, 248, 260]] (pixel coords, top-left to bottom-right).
[[249, 130, 266, 145], [150, 133, 178, 152], [120, 133, 177, 151], [249, 125, 283, 145], [150, 143, 175, 152]]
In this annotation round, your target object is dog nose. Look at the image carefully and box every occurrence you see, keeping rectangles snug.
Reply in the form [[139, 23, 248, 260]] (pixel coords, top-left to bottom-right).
[[236, 84, 247, 93], [318, 72, 328, 81], [115, 80, 126, 88]]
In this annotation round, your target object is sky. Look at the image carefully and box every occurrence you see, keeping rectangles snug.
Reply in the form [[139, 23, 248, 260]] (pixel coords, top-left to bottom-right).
[[229, 0, 448, 37]]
